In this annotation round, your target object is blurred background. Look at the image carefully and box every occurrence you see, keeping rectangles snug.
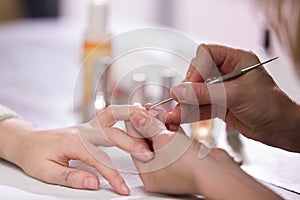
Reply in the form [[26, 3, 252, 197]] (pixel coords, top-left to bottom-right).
[[0, 0, 264, 49]]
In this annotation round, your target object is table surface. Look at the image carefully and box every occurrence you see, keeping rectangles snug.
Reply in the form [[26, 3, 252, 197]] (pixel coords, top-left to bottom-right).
[[0, 19, 299, 200]]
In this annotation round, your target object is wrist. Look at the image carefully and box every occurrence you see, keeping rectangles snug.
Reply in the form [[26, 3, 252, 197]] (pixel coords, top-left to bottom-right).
[[0, 118, 37, 165], [272, 101, 300, 152], [286, 105, 300, 151], [193, 154, 282, 200]]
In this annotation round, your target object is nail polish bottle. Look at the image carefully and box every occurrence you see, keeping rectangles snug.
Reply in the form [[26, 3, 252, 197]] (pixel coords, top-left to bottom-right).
[[81, 0, 111, 121]]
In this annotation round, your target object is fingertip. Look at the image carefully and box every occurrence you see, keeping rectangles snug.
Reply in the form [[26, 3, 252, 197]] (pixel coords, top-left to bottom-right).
[[131, 148, 154, 162], [112, 178, 131, 195], [165, 110, 181, 126], [104, 170, 130, 195], [120, 182, 130, 195], [165, 111, 173, 122], [130, 112, 151, 128], [171, 83, 192, 102]]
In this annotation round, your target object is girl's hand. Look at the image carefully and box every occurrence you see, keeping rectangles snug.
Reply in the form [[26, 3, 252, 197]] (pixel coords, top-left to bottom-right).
[[1, 105, 153, 195]]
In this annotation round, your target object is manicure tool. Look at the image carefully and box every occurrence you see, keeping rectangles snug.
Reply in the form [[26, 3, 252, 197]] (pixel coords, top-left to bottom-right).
[[147, 56, 278, 109]]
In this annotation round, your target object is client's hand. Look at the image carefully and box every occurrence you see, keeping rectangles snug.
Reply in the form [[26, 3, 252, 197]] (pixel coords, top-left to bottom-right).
[[127, 110, 282, 199], [0, 105, 152, 195]]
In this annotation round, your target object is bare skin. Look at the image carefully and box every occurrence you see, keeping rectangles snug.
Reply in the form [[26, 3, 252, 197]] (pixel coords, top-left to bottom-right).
[[0, 105, 152, 195], [167, 44, 300, 152], [128, 110, 283, 200]]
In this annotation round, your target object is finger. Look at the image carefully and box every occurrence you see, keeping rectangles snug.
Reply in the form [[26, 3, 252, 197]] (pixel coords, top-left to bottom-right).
[[64, 139, 130, 195], [125, 120, 154, 159], [166, 104, 201, 125], [43, 162, 100, 190], [171, 82, 228, 107], [91, 105, 145, 128], [200, 44, 260, 73], [130, 111, 167, 140], [187, 47, 218, 82], [125, 120, 143, 138], [132, 131, 193, 174], [146, 106, 167, 122], [165, 104, 181, 128], [76, 124, 112, 146], [166, 104, 219, 126], [185, 57, 205, 82], [106, 127, 153, 162], [107, 126, 154, 162]]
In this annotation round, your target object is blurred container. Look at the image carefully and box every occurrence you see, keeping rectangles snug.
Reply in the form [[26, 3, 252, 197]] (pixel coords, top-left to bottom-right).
[[129, 72, 147, 105], [81, 0, 112, 122]]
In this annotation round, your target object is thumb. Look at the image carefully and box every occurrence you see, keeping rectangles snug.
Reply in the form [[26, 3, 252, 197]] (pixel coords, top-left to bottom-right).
[[171, 82, 228, 107], [46, 162, 99, 190]]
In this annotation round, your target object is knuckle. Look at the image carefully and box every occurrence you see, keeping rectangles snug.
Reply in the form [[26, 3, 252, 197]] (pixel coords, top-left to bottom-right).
[[94, 151, 110, 164], [195, 84, 205, 97], [34, 165, 58, 185], [210, 148, 231, 161], [63, 170, 77, 188], [243, 50, 260, 65], [196, 44, 207, 56], [97, 105, 113, 119], [106, 105, 113, 112], [129, 142, 145, 153], [247, 50, 259, 60]]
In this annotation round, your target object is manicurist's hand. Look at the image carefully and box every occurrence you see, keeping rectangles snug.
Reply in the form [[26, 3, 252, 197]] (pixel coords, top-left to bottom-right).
[[0, 105, 153, 195], [128, 110, 283, 200], [167, 44, 300, 152]]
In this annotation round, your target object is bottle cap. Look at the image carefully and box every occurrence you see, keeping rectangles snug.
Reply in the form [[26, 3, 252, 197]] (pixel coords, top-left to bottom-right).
[[88, 0, 108, 32]]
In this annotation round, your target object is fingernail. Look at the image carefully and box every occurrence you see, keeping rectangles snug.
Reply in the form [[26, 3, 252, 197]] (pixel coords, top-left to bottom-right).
[[84, 177, 98, 190], [132, 148, 154, 162], [121, 183, 130, 195], [131, 112, 150, 127], [186, 71, 192, 79], [149, 109, 158, 117]]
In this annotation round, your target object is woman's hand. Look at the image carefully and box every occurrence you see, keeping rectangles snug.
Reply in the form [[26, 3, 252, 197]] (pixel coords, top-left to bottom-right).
[[0, 105, 153, 195], [128, 110, 282, 200], [167, 44, 300, 152]]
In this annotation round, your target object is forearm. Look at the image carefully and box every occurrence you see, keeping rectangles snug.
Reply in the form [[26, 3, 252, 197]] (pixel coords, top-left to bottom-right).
[[0, 118, 36, 165], [194, 159, 282, 200]]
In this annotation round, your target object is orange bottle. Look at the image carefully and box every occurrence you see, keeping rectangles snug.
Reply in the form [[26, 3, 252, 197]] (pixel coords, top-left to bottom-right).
[[81, 0, 111, 121]]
